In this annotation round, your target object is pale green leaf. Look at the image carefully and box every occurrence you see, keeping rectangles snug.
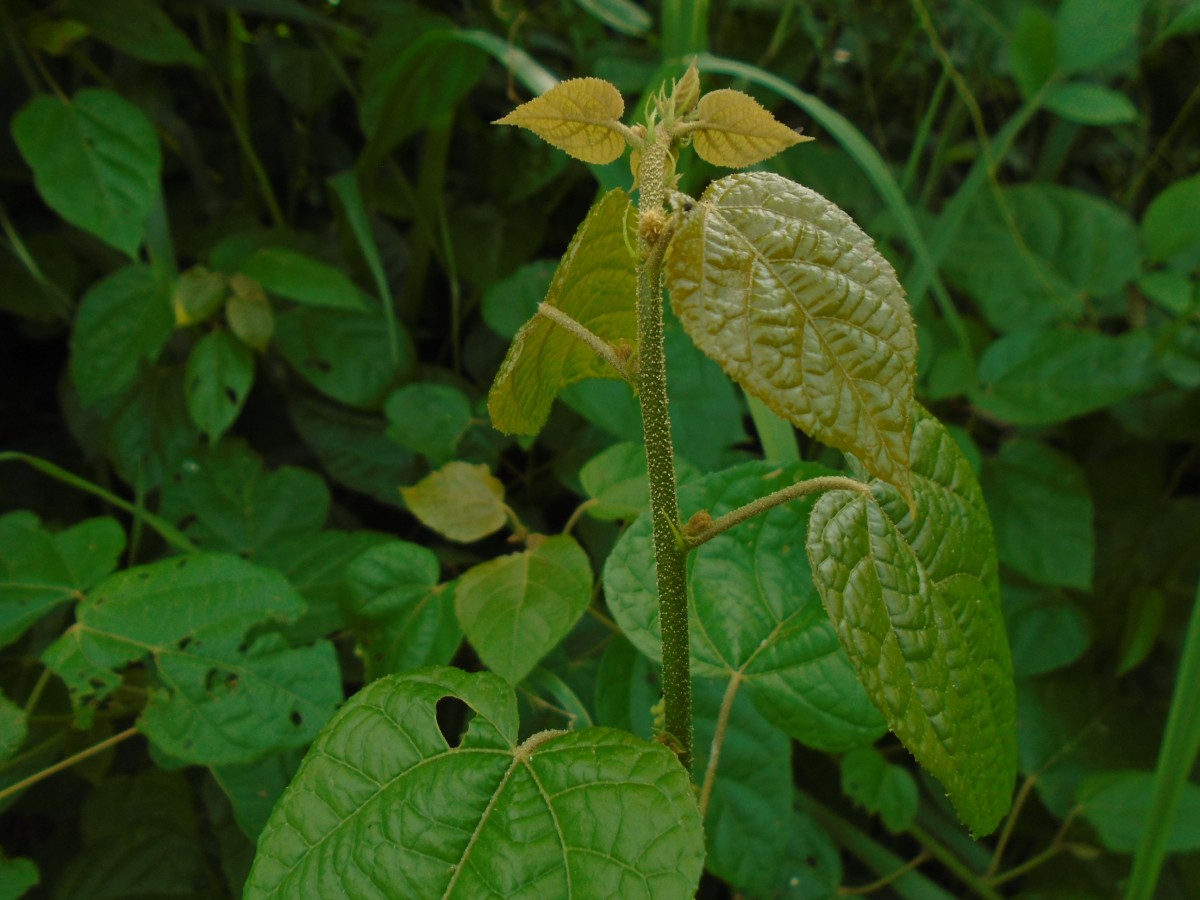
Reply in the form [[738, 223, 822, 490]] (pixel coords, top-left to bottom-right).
[[806, 406, 1016, 835], [70, 265, 173, 408], [605, 461, 887, 751], [41, 553, 342, 764], [981, 440, 1095, 590], [488, 189, 637, 435], [494, 77, 628, 164], [0, 511, 124, 649], [974, 328, 1156, 424], [345, 541, 460, 679], [65, 0, 203, 66], [1078, 771, 1200, 853], [840, 746, 919, 833], [185, 330, 255, 444], [244, 667, 704, 899], [692, 89, 808, 168], [401, 461, 508, 543], [580, 441, 650, 520], [455, 535, 592, 684], [1044, 82, 1137, 125], [10, 89, 161, 257], [665, 172, 916, 497], [1143, 173, 1200, 263], [226, 275, 275, 351], [238, 248, 367, 311]]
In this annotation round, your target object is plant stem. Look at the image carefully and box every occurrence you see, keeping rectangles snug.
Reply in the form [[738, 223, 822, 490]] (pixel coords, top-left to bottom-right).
[[909, 821, 1004, 900], [536, 303, 633, 381], [698, 672, 742, 818], [685, 475, 871, 548], [635, 134, 691, 771], [0, 726, 140, 804]]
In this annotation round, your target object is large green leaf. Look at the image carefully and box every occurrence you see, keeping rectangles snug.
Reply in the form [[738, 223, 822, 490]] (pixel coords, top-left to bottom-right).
[[42, 553, 342, 765], [344, 541, 460, 680], [973, 328, 1157, 425], [10, 89, 161, 257], [605, 461, 886, 751], [981, 440, 1095, 590], [101, 365, 202, 491], [665, 172, 916, 498], [806, 406, 1016, 835], [244, 667, 704, 899], [238, 248, 367, 312], [0, 511, 124, 649], [70, 265, 173, 409], [455, 535, 592, 684], [488, 189, 637, 435]]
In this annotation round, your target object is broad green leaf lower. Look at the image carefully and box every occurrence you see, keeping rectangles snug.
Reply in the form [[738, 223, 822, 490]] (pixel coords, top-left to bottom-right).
[[806, 406, 1016, 835], [604, 461, 886, 751], [665, 172, 916, 498], [10, 89, 161, 257], [42, 553, 342, 765], [245, 667, 704, 899], [488, 189, 637, 435]]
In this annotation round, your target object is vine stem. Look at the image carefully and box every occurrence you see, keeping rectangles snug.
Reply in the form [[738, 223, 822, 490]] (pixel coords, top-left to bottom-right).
[[685, 475, 872, 549], [635, 135, 692, 773], [0, 726, 140, 804]]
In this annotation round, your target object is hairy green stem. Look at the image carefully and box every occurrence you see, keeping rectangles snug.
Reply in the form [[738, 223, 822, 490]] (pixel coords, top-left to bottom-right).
[[536, 303, 633, 381], [635, 156, 691, 769], [698, 673, 742, 818]]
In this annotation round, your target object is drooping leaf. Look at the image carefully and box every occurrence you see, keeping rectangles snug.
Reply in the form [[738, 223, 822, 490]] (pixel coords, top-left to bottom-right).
[[344, 541, 460, 680], [840, 745, 919, 833], [42, 553, 342, 765], [65, 0, 203, 67], [244, 667, 704, 899], [605, 461, 887, 751], [238, 248, 367, 312], [981, 440, 1095, 590], [455, 535, 592, 684], [400, 461, 508, 543], [488, 189, 637, 435], [384, 383, 473, 464], [1078, 771, 1200, 853], [185, 330, 255, 444], [494, 77, 629, 164], [973, 328, 1157, 424], [1143, 173, 1200, 263], [70, 265, 173, 408], [10, 89, 161, 257], [159, 441, 330, 557], [806, 406, 1017, 835], [0, 511, 125, 649], [691, 89, 809, 168], [665, 172, 916, 497]]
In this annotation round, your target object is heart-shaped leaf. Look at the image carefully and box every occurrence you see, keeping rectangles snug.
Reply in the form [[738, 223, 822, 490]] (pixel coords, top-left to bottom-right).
[[666, 172, 916, 499], [604, 461, 886, 750], [401, 461, 508, 543], [692, 89, 809, 168], [244, 667, 704, 899], [494, 77, 628, 164], [488, 189, 637, 435], [806, 406, 1016, 835], [455, 535, 592, 684]]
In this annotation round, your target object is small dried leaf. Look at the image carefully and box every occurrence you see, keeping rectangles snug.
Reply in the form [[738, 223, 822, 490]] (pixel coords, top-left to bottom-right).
[[494, 77, 628, 164], [400, 462, 507, 543], [692, 89, 810, 168]]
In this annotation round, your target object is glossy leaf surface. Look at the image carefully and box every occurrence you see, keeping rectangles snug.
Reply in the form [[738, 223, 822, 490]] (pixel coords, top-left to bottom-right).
[[42, 553, 342, 765], [666, 172, 915, 497], [455, 535, 592, 684], [401, 461, 508, 543], [245, 667, 704, 899], [605, 461, 886, 750], [488, 189, 636, 435], [807, 406, 1016, 835], [494, 77, 628, 164], [692, 89, 809, 168]]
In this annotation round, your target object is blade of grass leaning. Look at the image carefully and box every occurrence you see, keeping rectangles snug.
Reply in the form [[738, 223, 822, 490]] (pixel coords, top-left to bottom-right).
[[662, 0, 711, 60], [695, 54, 974, 370], [1126, 578, 1200, 900], [745, 392, 800, 464], [455, 30, 558, 96]]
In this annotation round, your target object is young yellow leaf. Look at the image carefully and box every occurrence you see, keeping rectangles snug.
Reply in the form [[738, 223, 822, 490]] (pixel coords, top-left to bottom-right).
[[494, 77, 628, 164], [692, 88, 811, 168], [400, 461, 507, 543]]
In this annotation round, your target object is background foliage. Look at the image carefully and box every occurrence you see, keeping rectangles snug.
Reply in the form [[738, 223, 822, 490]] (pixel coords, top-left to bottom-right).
[[1, 0, 1199, 897]]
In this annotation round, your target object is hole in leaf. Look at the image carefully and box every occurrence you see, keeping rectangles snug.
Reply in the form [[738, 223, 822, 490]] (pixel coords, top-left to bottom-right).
[[435, 696, 471, 749], [305, 357, 332, 373], [290, 710, 303, 727], [225, 387, 239, 404], [204, 669, 220, 691], [87, 677, 107, 690], [177, 636, 193, 651]]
